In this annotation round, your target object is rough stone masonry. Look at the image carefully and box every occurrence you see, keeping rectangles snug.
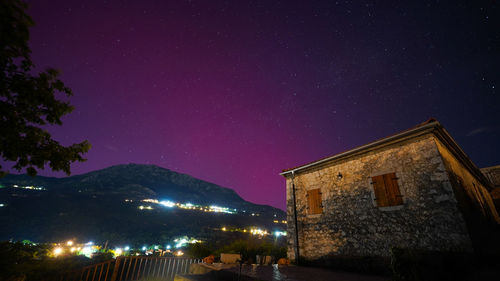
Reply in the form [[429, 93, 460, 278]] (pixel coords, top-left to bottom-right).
[[281, 120, 499, 262]]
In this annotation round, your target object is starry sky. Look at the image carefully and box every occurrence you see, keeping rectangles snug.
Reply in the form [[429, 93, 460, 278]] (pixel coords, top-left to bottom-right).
[[21, 0, 500, 210]]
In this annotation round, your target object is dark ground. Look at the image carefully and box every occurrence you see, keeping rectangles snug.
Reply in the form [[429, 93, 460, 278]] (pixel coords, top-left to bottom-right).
[[178, 264, 388, 281]]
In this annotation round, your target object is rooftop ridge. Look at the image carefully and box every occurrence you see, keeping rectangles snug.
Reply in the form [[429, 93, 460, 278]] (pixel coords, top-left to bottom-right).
[[280, 119, 440, 175]]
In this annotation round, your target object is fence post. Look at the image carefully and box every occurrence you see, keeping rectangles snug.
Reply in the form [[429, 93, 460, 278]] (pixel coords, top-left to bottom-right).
[[109, 258, 122, 281]]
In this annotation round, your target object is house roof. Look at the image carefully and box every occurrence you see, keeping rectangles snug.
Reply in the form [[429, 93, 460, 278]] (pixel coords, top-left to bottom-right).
[[280, 118, 438, 174], [280, 119, 492, 190]]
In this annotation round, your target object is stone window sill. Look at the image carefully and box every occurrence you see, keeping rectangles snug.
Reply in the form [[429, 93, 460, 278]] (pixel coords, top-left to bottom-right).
[[306, 213, 322, 218], [377, 204, 404, 211]]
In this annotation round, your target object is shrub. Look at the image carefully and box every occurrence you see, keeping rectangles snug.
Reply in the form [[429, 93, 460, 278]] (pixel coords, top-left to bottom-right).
[[184, 242, 213, 258], [213, 239, 286, 263]]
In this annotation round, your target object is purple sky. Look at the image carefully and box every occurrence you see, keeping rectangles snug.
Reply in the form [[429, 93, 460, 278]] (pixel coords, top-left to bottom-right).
[[19, 0, 500, 210]]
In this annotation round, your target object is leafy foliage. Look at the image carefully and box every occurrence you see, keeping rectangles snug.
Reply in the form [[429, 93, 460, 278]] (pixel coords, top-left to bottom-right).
[[214, 239, 287, 263], [0, 241, 91, 281], [184, 242, 214, 259], [0, 0, 90, 177]]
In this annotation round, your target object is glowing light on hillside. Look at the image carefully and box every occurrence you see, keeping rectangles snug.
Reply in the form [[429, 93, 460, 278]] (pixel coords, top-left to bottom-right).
[[160, 200, 175, 207], [175, 250, 184, 256], [274, 231, 287, 237], [11, 184, 45, 190], [124, 246, 130, 251], [141, 199, 236, 214], [53, 247, 63, 256], [175, 238, 187, 248], [142, 246, 147, 251], [249, 228, 268, 236], [82, 247, 93, 257], [66, 240, 73, 246], [115, 248, 123, 256]]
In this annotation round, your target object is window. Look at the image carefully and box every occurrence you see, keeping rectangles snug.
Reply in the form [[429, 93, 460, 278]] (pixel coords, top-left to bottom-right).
[[307, 188, 323, 214], [371, 173, 403, 207]]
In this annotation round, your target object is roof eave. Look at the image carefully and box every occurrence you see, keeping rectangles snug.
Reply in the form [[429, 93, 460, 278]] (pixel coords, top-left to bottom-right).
[[279, 121, 440, 177]]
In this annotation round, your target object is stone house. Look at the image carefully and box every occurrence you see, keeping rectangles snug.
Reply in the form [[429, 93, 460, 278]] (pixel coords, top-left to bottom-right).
[[481, 165, 500, 189], [280, 119, 500, 263], [481, 165, 500, 212]]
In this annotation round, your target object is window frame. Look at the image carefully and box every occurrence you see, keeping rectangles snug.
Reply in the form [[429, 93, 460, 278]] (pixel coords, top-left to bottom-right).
[[306, 188, 323, 215], [369, 171, 406, 211]]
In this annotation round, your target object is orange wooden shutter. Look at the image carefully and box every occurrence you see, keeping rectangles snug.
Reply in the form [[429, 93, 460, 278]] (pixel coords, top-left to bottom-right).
[[372, 175, 389, 207], [307, 189, 322, 214], [384, 173, 403, 205]]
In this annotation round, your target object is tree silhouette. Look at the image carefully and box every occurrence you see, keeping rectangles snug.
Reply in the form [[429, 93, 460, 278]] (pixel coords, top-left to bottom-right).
[[0, 0, 90, 176]]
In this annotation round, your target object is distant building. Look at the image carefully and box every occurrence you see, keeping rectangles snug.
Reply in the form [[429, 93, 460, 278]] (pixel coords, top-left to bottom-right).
[[481, 165, 500, 189], [280, 119, 500, 263], [481, 165, 500, 213]]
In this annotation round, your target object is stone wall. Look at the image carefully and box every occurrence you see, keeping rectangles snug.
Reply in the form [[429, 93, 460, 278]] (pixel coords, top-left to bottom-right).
[[285, 134, 472, 261], [434, 140, 500, 223], [435, 139, 500, 254]]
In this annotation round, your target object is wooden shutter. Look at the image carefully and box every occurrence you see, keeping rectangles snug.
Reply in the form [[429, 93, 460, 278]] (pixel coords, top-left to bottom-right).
[[384, 173, 403, 206], [372, 173, 403, 207], [307, 189, 322, 214], [372, 175, 389, 207]]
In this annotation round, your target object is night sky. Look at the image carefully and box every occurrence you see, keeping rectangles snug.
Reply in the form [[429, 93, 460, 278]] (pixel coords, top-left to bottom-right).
[[20, 0, 500, 210]]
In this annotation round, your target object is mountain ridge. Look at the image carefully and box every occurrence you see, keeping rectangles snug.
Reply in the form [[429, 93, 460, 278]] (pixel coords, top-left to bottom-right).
[[0, 164, 286, 244], [2, 163, 248, 206]]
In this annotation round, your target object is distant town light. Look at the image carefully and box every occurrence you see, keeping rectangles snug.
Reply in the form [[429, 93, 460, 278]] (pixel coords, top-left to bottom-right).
[[141, 199, 236, 214], [66, 240, 73, 246], [142, 246, 147, 251], [53, 247, 63, 256], [115, 248, 123, 256], [124, 246, 130, 251], [160, 200, 175, 207], [274, 231, 287, 237], [82, 247, 93, 257]]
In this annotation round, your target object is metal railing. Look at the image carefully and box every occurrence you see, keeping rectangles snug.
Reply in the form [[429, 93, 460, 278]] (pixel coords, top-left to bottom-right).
[[80, 259, 114, 281], [78, 256, 201, 281]]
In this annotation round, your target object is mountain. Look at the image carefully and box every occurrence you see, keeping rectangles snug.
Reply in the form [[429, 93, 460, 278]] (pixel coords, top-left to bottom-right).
[[0, 164, 286, 245]]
